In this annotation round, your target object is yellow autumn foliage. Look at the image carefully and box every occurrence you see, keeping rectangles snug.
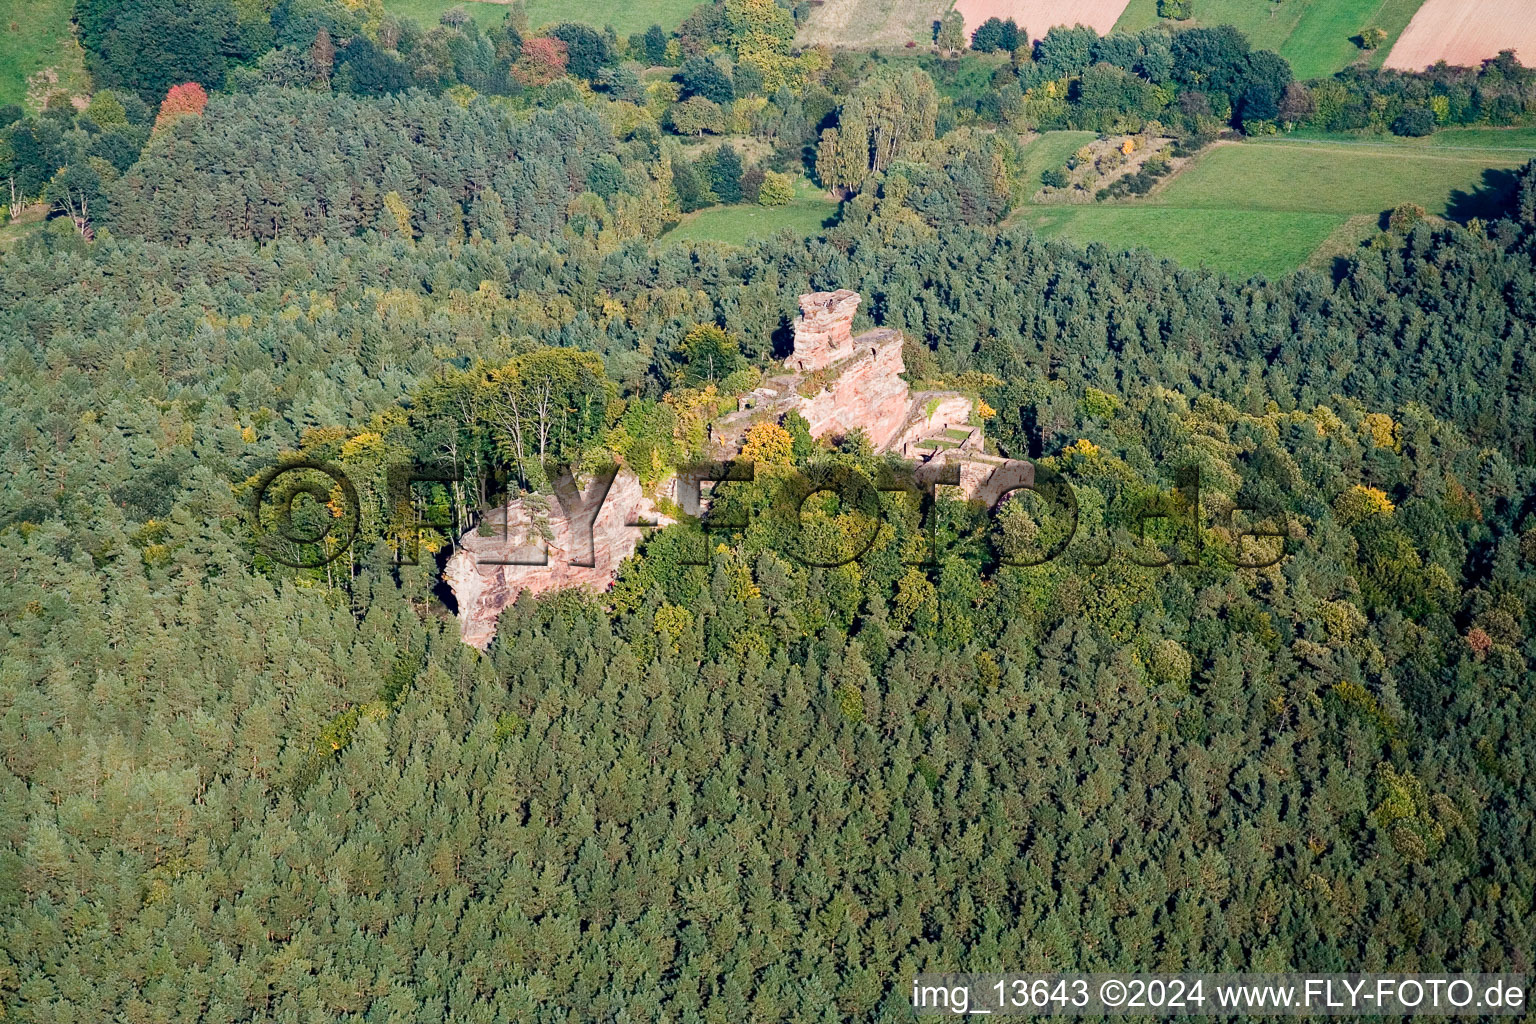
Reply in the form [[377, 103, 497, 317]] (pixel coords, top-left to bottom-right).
[[1334, 484, 1394, 525], [1362, 412, 1401, 451], [740, 420, 793, 466]]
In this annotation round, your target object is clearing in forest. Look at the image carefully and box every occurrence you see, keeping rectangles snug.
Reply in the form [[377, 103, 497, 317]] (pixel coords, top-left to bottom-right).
[[954, 0, 1132, 43], [1014, 130, 1535, 279], [1384, 0, 1536, 71], [795, 0, 955, 50], [662, 178, 840, 246], [381, 0, 510, 30], [1113, 0, 1426, 81], [1, 0, 89, 109], [382, 0, 699, 37]]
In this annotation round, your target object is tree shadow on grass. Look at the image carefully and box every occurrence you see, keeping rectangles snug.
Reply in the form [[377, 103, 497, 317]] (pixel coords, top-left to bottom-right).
[[1445, 167, 1521, 222]]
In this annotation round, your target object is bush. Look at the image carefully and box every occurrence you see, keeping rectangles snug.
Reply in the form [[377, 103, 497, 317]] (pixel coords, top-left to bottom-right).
[[1170, 132, 1215, 158], [758, 170, 794, 206], [1392, 107, 1435, 137], [1098, 156, 1172, 200], [1388, 202, 1426, 232], [1157, 0, 1192, 19], [741, 166, 766, 203], [1358, 27, 1388, 49], [1041, 168, 1068, 189]]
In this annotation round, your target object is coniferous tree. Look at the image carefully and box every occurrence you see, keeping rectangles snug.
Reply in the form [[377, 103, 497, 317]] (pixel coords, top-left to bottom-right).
[[708, 144, 743, 203]]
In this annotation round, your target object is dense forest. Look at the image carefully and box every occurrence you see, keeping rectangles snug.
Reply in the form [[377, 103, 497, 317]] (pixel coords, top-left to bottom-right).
[[2, 0, 1536, 1020]]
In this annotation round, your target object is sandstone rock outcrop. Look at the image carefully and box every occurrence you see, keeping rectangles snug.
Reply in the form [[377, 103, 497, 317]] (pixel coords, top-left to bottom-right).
[[444, 469, 674, 649], [790, 328, 910, 449], [717, 291, 957, 453], [784, 289, 861, 371]]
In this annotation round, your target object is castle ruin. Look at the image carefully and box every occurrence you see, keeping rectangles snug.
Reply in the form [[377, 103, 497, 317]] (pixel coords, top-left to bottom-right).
[[444, 290, 1035, 649]]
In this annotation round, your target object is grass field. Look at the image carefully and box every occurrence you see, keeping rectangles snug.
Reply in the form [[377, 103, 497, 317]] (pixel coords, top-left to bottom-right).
[[1279, 124, 1536, 151], [1015, 129, 1096, 193], [663, 179, 839, 245], [1304, 213, 1382, 271], [1019, 205, 1345, 277], [796, 0, 953, 50], [1151, 138, 1530, 214], [1, 0, 88, 109], [0, 204, 48, 253], [1113, 0, 1426, 80], [1020, 206, 1342, 279], [382, 0, 698, 36], [382, 0, 512, 30], [1014, 132, 1535, 278]]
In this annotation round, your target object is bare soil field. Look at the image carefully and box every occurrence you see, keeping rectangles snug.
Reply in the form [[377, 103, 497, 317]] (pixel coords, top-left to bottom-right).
[[955, 0, 1132, 42], [796, 0, 954, 49], [1384, 0, 1535, 70]]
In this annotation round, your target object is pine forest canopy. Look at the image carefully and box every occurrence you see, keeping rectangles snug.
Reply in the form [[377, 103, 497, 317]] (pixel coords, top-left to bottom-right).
[[1, 0, 1536, 1020]]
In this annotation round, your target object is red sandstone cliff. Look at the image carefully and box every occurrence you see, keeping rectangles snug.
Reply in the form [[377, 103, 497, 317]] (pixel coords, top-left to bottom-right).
[[794, 328, 911, 449], [444, 469, 674, 650]]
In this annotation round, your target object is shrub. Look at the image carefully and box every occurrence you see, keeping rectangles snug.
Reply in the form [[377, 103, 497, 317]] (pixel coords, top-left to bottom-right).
[[1157, 0, 1192, 19], [1392, 107, 1435, 137], [1040, 168, 1068, 189], [1388, 202, 1426, 232], [758, 170, 794, 206], [1359, 27, 1387, 49], [741, 166, 766, 203], [741, 421, 793, 466]]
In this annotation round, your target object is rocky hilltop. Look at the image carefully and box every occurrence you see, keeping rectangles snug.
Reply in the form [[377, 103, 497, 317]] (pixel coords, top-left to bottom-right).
[[444, 290, 1034, 649]]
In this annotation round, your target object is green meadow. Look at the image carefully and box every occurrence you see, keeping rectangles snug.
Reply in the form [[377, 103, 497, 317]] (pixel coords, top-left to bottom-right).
[[1020, 206, 1341, 280], [382, 0, 699, 37], [1015, 130, 1097, 196], [1113, 0, 1426, 80], [381, 0, 511, 30], [663, 195, 839, 246], [662, 176, 839, 245], [1014, 131, 1535, 279], [1, 0, 88, 108]]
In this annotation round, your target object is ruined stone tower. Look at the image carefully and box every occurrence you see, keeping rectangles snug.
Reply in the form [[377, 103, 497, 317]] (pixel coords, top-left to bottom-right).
[[785, 289, 861, 372]]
